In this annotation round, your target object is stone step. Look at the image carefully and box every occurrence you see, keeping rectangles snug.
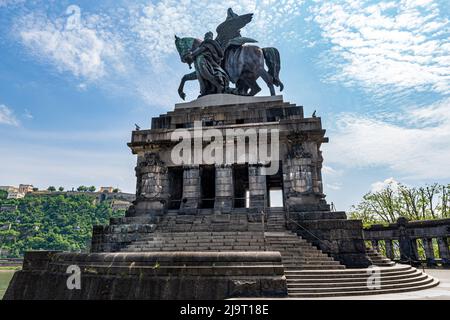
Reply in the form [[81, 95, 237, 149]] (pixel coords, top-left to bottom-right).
[[122, 230, 344, 271], [283, 259, 339, 264], [287, 278, 440, 297], [283, 258, 336, 264], [285, 265, 415, 277], [286, 274, 429, 288], [287, 276, 435, 293], [285, 265, 346, 270], [286, 270, 424, 283]]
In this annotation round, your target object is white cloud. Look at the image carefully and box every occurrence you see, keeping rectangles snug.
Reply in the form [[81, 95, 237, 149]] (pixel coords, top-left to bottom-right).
[[14, 11, 125, 81], [128, 0, 303, 67], [23, 109, 33, 119], [8, 2, 305, 106], [311, 0, 450, 96], [370, 177, 400, 193], [0, 0, 24, 7], [326, 97, 450, 180], [323, 165, 341, 176], [326, 183, 342, 191], [0, 104, 19, 126]]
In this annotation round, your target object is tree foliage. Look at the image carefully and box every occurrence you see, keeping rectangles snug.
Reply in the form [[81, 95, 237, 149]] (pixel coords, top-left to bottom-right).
[[0, 193, 125, 257], [350, 183, 450, 225]]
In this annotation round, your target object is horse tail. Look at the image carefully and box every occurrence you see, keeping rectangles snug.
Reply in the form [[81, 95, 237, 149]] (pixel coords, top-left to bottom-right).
[[262, 47, 283, 91]]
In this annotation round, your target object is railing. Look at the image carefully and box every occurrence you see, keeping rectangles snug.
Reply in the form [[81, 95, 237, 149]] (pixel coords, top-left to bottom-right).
[[280, 190, 332, 252], [364, 217, 450, 267], [285, 216, 333, 252]]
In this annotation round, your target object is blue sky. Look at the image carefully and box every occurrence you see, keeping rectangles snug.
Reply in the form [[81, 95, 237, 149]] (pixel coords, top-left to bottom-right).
[[0, 0, 449, 211]]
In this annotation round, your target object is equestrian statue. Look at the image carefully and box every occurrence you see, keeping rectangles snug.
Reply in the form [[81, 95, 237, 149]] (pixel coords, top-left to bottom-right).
[[175, 8, 284, 100]]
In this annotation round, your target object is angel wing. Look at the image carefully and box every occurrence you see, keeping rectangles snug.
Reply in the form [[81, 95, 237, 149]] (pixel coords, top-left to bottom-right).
[[215, 10, 255, 49]]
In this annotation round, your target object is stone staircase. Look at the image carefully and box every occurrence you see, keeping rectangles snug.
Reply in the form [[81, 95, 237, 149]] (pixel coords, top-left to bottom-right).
[[366, 247, 396, 267], [264, 232, 344, 270], [266, 209, 286, 231], [284, 264, 439, 297], [118, 215, 440, 298], [121, 230, 344, 270]]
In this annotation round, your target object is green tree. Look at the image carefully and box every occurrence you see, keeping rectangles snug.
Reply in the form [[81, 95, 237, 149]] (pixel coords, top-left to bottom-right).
[[77, 186, 87, 192], [0, 193, 125, 257], [88, 186, 96, 192], [350, 183, 450, 225], [58, 187, 64, 192], [47, 186, 56, 192], [0, 190, 7, 200]]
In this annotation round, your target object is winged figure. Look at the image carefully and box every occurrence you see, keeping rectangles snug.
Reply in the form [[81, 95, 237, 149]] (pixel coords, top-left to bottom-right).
[[175, 8, 284, 100]]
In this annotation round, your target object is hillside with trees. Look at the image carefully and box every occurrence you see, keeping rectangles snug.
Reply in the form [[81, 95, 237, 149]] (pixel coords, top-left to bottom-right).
[[0, 192, 125, 257]]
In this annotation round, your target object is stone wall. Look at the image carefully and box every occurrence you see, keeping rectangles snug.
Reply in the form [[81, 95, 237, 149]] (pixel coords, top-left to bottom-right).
[[364, 217, 450, 266], [4, 251, 287, 300], [287, 211, 371, 268]]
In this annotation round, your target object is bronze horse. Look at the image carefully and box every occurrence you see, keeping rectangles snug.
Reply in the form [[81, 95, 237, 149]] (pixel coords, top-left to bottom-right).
[[175, 9, 283, 100]]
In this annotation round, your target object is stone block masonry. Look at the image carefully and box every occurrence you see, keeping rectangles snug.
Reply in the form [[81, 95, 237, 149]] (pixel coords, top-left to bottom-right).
[[4, 251, 287, 300]]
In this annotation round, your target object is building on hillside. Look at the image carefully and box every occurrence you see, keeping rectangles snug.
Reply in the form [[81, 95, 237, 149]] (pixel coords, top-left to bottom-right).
[[7, 191, 25, 199], [18, 184, 34, 194], [0, 186, 18, 193], [99, 187, 115, 193]]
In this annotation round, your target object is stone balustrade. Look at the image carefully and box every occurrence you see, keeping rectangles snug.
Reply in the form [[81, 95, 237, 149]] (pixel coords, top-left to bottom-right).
[[363, 217, 450, 266]]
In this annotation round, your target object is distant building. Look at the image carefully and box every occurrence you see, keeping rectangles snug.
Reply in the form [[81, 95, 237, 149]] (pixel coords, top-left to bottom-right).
[[0, 186, 18, 193], [19, 184, 34, 194], [99, 187, 115, 193], [1, 184, 34, 199], [7, 191, 25, 199]]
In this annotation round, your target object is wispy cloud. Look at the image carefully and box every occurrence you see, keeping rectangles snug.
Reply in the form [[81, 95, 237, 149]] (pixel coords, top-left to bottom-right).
[[326, 97, 450, 180], [370, 177, 400, 193], [8, 1, 305, 106], [0, 0, 24, 7], [14, 10, 125, 81], [129, 0, 304, 67], [310, 0, 450, 97], [0, 104, 19, 126], [326, 182, 342, 191]]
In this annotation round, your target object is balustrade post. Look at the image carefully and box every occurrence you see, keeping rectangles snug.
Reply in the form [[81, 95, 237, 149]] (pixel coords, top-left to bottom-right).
[[423, 238, 437, 266], [371, 240, 379, 252], [411, 238, 420, 262], [437, 237, 450, 266], [385, 239, 394, 260]]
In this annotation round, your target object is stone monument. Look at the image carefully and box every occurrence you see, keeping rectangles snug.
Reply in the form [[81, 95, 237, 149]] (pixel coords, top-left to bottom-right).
[[4, 8, 438, 300]]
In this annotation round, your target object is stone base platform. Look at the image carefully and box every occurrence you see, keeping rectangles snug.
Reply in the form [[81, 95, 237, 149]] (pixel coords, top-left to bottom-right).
[[3, 251, 287, 300]]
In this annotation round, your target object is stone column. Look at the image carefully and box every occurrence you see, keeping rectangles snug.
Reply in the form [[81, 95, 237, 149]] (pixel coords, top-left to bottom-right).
[[371, 240, 379, 252], [437, 237, 450, 266], [411, 239, 420, 261], [214, 165, 233, 213], [180, 165, 200, 214], [385, 240, 395, 260], [423, 238, 436, 266], [248, 165, 267, 212], [130, 152, 169, 217]]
